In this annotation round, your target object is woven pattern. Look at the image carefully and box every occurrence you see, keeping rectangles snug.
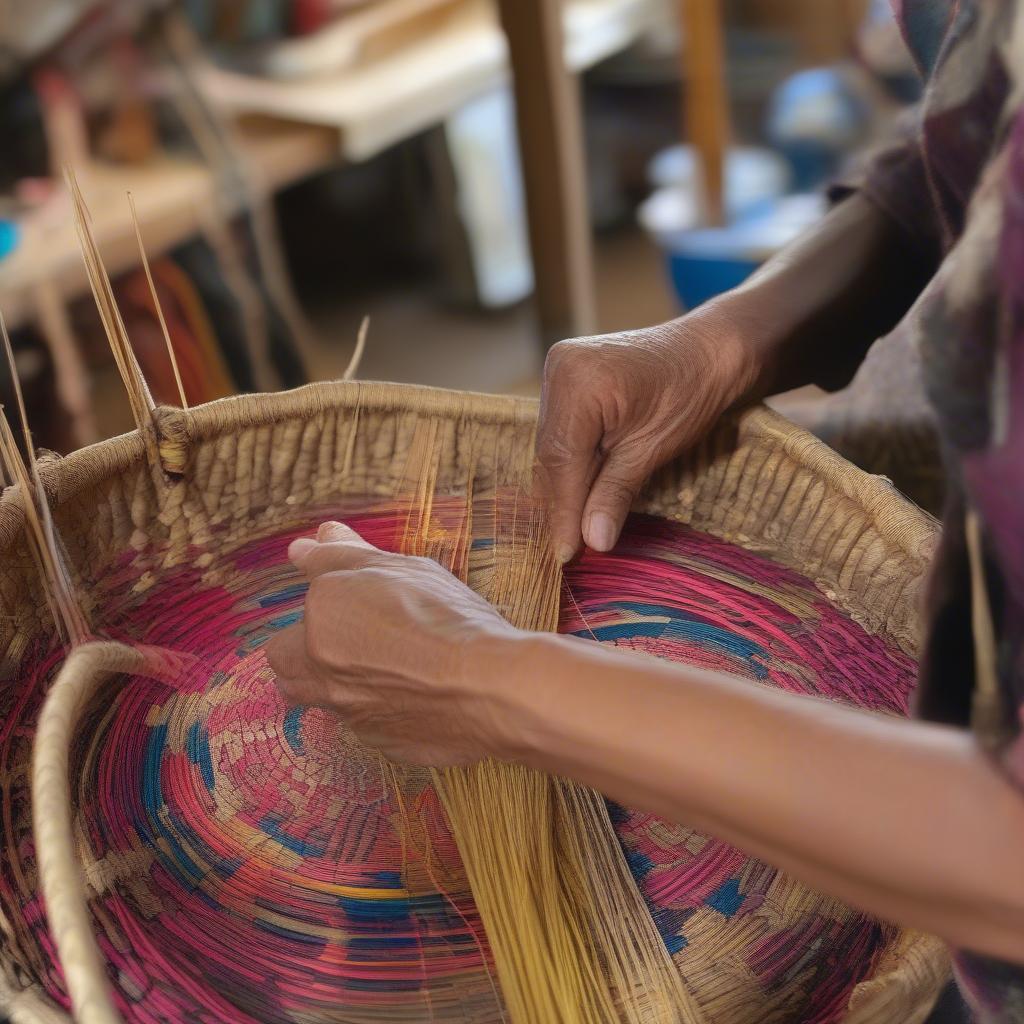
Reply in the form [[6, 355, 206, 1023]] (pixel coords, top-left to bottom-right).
[[0, 384, 949, 1023], [564, 516, 917, 1023], [15, 507, 914, 1024], [66, 508, 502, 1024]]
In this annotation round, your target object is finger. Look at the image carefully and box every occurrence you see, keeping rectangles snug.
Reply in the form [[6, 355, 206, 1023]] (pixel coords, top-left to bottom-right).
[[288, 537, 318, 564], [289, 531, 384, 580], [289, 523, 376, 569], [581, 448, 651, 553], [536, 405, 602, 566], [316, 521, 375, 547], [265, 624, 317, 696]]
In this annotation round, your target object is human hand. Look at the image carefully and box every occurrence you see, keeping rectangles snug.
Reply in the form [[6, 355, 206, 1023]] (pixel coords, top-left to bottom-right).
[[265, 522, 526, 767], [537, 312, 755, 563]]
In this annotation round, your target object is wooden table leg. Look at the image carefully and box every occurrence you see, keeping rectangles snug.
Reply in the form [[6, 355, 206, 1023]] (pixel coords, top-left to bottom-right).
[[496, 0, 597, 349], [678, 0, 729, 227]]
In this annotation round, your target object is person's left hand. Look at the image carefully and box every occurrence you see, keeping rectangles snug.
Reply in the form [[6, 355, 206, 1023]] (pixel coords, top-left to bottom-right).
[[265, 522, 525, 766]]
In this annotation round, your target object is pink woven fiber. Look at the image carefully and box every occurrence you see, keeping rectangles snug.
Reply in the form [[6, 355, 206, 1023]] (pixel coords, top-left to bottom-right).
[[1, 506, 917, 1023]]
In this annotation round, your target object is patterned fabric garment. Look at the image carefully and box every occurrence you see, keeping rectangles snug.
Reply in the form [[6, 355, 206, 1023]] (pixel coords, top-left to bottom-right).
[[849, 2, 1024, 1019]]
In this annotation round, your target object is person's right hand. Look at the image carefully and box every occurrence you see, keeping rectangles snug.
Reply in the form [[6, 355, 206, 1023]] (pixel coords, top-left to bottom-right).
[[537, 312, 757, 564]]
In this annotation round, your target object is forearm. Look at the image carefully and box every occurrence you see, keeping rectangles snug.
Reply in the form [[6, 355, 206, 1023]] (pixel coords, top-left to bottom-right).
[[483, 632, 1024, 963], [688, 192, 936, 398]]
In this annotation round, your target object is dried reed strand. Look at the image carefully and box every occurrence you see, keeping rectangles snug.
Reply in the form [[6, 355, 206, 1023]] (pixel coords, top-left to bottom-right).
[[65, 168, 154, 431], [392, 420, 698, 1023], [343, 316, 370, 382], [0, 313, 89, 646], [127, 191, 188, 409]]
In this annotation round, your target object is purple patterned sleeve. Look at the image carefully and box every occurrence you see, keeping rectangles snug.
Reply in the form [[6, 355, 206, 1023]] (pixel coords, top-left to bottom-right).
[[917, 101, 1024, 786], [964, 110, 1024, 791]]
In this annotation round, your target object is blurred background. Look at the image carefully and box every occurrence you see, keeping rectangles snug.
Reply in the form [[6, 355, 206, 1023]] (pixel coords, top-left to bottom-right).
[[0, 0, 918, 453]]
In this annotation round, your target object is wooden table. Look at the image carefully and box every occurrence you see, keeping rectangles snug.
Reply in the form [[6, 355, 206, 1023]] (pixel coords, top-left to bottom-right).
[[198, 0, 670, 349]]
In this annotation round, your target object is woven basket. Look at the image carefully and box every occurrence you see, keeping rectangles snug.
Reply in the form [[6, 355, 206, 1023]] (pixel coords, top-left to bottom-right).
[[0, 382, 949, 1024], [771, 330, 945, 515]]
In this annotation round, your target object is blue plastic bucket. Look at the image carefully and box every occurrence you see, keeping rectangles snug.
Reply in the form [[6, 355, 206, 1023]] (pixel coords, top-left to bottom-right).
[[667, 247, 761, 311], [644, 193, 827, 310]]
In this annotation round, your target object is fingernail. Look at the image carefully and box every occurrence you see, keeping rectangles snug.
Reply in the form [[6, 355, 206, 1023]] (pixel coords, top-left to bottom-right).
[[318, 521, 348, 542], [554, 542, 576, 565], [288, 537, 318, 564], [586, 512, 618, 553]]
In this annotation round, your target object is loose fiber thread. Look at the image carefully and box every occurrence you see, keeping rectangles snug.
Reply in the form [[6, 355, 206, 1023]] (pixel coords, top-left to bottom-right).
[[0, 314, 89, 647], [396, 420, 688, 1024]]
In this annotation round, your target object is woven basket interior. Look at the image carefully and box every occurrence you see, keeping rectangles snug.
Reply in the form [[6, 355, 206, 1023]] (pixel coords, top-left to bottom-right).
[[0, 383, 946, 1024]]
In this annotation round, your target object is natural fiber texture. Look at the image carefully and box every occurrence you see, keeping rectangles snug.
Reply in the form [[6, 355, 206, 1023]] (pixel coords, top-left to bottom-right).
[[770, 331, 944, 516], [0, 382, 949, 1024], [563, 517, 925, 1023], [392, 421, 694, 1024]]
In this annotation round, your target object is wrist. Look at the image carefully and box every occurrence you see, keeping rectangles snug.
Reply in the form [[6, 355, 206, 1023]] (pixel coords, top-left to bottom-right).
[[461, 629, 570, 766], [695, 296, 769, 405], [659, 301, 765, 414]]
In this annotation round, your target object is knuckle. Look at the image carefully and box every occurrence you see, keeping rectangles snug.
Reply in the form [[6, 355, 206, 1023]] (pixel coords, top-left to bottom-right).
[[304, 549, 336, 577], [536, 432, 579, 469], [543, 338, 575, 373], [539, 343, 621, 444], [306, 573, 336, 606], [359, 565, 397, 586], [307, 544, 381, 576], [304, 581, 340, 656], [608, 441, 649, 472], [543, 338, 592, 385], [595, 475, 639, 508], [305, 623, 333, 671]]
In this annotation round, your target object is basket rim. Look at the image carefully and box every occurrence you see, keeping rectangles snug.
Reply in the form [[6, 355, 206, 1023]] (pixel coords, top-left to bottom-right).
[[0, 381, 536, 551], [0, 379, 937, 560]]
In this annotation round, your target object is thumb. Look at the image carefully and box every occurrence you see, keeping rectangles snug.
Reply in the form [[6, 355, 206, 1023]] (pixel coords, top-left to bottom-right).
[[581, 449, 650, 553], [535, 411, 603, 565]]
